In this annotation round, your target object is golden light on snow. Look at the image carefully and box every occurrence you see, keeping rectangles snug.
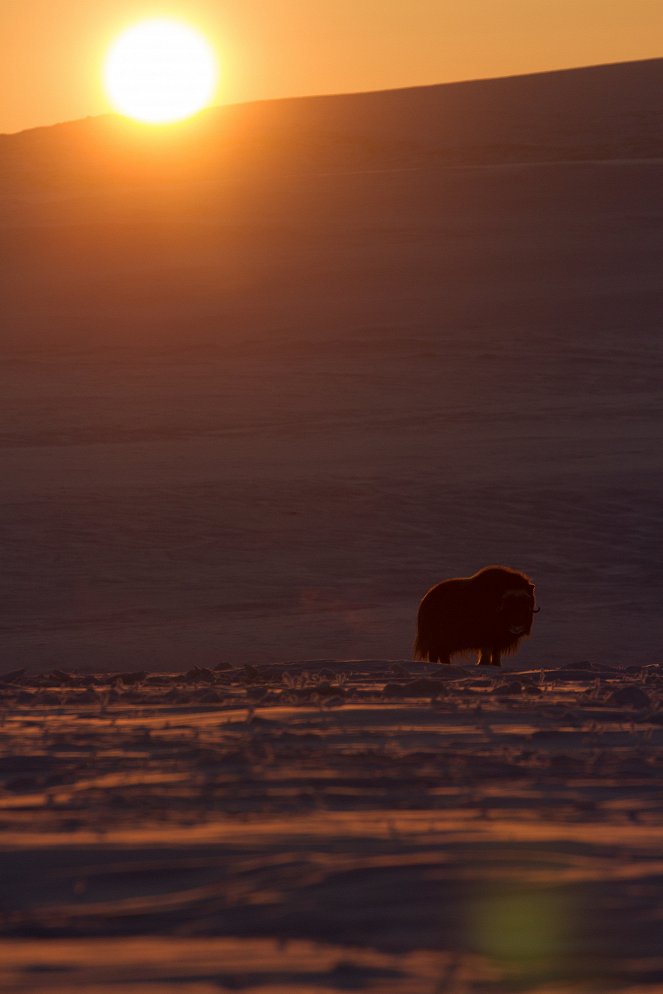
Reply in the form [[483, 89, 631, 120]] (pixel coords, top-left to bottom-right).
[[104, 19, 218, 124]]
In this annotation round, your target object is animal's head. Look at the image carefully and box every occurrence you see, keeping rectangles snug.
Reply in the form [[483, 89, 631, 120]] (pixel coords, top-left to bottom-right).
[[498, 585, 539, 637]]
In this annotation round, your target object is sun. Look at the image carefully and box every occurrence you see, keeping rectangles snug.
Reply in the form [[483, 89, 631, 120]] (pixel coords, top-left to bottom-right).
[[104, 18, 218, 124]]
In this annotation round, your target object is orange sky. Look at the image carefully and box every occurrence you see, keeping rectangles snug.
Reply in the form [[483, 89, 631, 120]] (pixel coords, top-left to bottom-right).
[[2, 0, 661, 134]]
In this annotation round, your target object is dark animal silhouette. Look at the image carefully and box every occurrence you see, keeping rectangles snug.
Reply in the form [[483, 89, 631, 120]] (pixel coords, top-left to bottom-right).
[[414, 565, 539, 666]]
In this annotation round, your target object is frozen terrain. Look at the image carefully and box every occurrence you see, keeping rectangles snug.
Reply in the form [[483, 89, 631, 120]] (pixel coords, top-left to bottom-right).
[[1, 62, 663, 670], [1, 58, 662, 992], [1, 147, 662, 669], [0, 660, 661, 992]]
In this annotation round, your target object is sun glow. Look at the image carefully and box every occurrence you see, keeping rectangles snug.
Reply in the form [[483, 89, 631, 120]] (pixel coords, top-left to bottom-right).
[[104, 19, 218, 124]]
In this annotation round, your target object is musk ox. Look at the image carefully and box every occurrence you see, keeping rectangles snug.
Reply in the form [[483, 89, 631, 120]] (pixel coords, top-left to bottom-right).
[[414, 565, 539, 666]]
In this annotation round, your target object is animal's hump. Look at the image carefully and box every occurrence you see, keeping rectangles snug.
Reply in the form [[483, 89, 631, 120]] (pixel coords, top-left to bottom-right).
[[472, 564, 533, 583]]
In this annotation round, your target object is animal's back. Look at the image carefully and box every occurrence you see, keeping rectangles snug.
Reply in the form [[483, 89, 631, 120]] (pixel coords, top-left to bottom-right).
[[413, 565, 536, 664]]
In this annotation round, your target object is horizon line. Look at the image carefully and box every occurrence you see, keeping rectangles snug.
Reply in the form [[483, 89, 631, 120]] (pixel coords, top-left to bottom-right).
[[2, 54, 661, 140]]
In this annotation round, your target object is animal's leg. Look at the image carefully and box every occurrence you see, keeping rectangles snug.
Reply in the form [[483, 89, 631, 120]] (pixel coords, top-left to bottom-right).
[[478, 648, 492, 666], [490, 648, 502, 667]]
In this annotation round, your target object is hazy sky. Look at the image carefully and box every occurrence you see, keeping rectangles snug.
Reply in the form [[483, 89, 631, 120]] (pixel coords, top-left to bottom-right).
[[2, 0, 661, 133]]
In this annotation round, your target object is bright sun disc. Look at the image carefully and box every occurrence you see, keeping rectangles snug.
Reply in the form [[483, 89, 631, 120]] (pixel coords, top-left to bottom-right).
[[104, 19, 218, 124]]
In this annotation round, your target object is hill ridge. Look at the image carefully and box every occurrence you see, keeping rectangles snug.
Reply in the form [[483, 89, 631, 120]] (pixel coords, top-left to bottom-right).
[[2, 56, 662, 140]]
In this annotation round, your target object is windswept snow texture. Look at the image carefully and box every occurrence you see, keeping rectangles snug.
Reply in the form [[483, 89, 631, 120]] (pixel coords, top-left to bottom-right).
[[0, 660, 662, 992]]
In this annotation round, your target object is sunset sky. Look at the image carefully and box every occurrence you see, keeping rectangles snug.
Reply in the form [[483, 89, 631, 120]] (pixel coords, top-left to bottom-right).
[[2, 0, 661, 134]]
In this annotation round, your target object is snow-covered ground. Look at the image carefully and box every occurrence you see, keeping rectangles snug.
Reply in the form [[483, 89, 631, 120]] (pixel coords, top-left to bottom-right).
[[0, 660, 661, 992], [1, 62, 662, 993], [1, 158, 662, 670]]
